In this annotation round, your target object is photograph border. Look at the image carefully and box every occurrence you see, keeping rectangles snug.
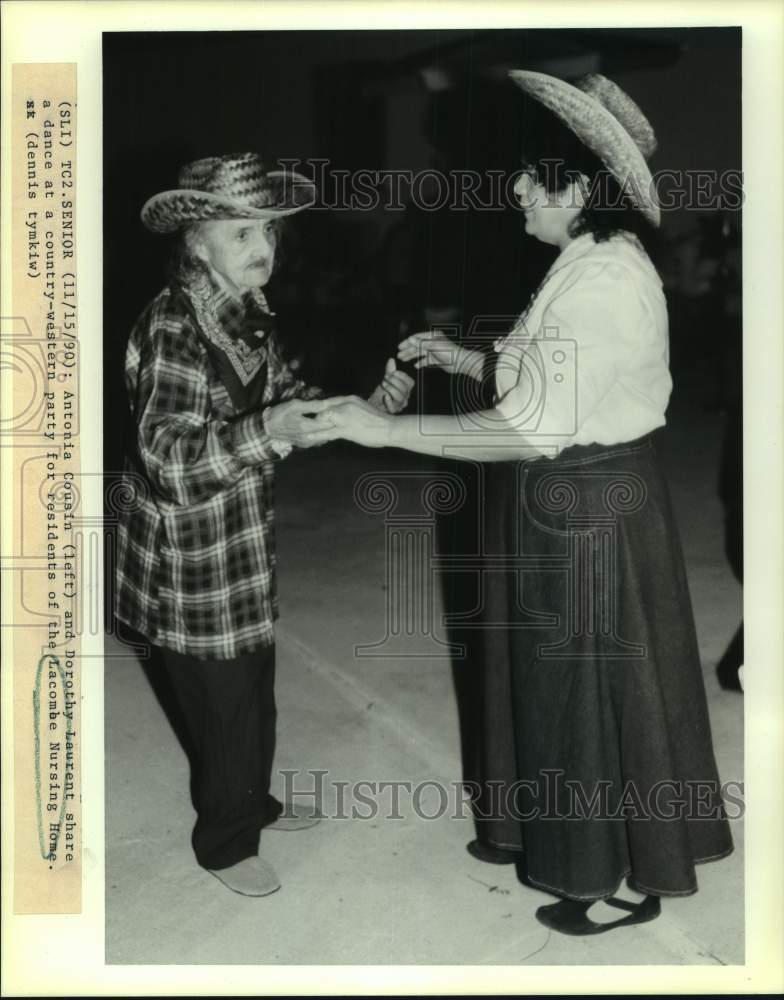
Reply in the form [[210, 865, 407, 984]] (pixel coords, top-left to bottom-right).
[[1, 0, 782, 994]]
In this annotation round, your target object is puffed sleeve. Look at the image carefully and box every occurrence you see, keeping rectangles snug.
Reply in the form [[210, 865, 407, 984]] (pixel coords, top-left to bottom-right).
[[495, 262, 645, 454]]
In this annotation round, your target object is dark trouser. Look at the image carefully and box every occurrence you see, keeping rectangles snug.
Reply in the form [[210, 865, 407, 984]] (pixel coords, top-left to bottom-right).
[[160, 644, 282, 870]]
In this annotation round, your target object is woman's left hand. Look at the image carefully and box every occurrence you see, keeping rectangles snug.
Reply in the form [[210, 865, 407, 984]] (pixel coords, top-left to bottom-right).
[[308, 396, 393, 448], [368, 358, 414, 414]]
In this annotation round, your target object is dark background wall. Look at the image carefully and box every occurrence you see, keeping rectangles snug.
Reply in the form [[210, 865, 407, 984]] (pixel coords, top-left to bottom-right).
[[103, 27, 741, 473]]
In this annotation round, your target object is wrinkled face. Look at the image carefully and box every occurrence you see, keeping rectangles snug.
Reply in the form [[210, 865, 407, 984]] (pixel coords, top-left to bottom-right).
[[513, 170, 585, 249], [193, 217, 278, 293]]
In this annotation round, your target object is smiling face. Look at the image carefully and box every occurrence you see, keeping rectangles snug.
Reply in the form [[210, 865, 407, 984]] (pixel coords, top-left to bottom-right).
[[513, 169, 586, 250], [192, 217, 278, 294]]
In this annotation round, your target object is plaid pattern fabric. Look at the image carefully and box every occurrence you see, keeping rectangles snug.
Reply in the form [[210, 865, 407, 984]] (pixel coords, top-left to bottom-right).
[[114, 283, 321, 659]]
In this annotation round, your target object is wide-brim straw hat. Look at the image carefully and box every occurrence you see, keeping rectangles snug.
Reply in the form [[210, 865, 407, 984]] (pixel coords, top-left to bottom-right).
[[141, 152, 317, 233], [509, 70, 660, 227]]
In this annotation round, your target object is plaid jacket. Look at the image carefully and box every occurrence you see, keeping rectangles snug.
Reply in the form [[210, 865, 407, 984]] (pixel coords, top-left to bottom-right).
[[114, 283, 320, 659]]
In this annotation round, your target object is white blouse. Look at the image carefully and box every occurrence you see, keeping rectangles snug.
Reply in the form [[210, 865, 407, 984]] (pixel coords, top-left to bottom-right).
[[494, 232, 672, 457]]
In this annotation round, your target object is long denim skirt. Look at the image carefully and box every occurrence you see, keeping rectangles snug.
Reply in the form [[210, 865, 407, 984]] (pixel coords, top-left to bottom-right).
[[475, 432, 734, 900]]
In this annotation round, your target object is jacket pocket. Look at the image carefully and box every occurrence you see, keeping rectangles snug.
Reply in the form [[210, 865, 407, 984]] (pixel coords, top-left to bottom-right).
[[161, 500, 224, 639], [162, 498, 219, 557]]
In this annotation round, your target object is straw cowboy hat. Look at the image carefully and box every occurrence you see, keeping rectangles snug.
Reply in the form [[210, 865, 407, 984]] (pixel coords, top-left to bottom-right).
[[141, 152, 317, 233], [509, 70, 661, 227]]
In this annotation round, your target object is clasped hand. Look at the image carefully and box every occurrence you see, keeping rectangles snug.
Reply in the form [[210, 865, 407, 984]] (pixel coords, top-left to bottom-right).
[[263, 356, 412, 450], [311, 357, 414, 447], [263, 398, 339, 449], [305, 396, 393, 448]]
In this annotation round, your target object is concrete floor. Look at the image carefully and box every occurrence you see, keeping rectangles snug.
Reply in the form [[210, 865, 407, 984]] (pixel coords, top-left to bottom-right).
[[105, 397, 744, 966]]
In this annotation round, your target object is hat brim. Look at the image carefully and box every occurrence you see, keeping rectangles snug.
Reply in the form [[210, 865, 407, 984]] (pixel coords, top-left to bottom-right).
[[141, 170, 317, 233], [509, 70, 660, 227]]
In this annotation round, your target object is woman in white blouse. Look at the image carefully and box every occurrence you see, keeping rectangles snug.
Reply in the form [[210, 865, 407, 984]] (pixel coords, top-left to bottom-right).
[[313, 71, 733, 936]]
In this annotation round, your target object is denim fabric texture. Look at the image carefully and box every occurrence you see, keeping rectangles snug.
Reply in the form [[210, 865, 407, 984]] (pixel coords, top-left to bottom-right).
[[475, 434, 733, 899]]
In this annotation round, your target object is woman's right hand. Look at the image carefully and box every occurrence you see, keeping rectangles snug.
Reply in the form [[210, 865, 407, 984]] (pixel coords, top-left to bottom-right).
[[309, 396, 393, 449], [397, 330, 460, 374], [263, 398, 336, 448]]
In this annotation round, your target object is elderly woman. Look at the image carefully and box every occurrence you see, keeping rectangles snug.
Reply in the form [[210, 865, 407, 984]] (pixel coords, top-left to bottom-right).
[[314, 73, 733, 934], [115, 153, 413, 897]]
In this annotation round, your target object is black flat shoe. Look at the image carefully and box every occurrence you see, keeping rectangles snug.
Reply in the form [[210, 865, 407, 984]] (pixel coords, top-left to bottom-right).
[[466, 839, 519, 865], [535, 894, 661, 936]]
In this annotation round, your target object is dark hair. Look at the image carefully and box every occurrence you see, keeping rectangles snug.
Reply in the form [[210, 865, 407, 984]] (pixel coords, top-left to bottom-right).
[[520, 99, 659, 258]]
